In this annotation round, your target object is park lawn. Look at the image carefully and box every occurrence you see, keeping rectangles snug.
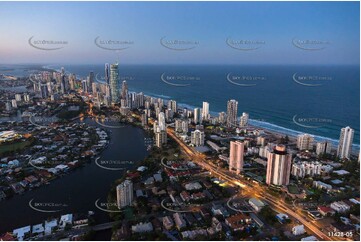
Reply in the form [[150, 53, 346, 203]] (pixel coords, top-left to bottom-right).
[[124, 207, 134, 220], [287, 184, 300, 194], [0, 139, 33, 155]]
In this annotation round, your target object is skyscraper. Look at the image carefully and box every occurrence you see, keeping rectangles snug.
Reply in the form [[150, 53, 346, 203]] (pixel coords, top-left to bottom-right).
[[116, 179, 133, 209], [226, 99, 238, 128], [110, 63, 120, 103], [202, 102, 209, 121], [168, 100, 177, 113], [105, 63, 110, 84], [229, 141, 244, 174], [88, 71, 95, 93], [69, 73, 75, 90], [337, 126, 354, 159], [194, 108, 200, 124], [155, 130, 167, 148], [266, 145, 292, 186], [316, 141, 332, 156], [141, 111, 148, 127], [40, 84, 49, 98], [297, 134, 314, 151], [218, 112, 226, 124], [190, 129, 205, 147], [158, 112, 166, 131], [239, 112, 249, 127], [121, 80, 128, 101], [82, 80, 88, 93], [60, 75, 67, 94]]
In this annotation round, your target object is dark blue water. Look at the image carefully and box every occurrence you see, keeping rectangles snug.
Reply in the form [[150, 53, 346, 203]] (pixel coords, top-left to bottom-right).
[[0, 118, 148, 234], [43, 64, 359, 150]]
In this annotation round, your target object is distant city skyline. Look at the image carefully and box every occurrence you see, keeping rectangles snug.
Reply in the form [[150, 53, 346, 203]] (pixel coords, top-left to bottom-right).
[[0, 1, 359, 65]]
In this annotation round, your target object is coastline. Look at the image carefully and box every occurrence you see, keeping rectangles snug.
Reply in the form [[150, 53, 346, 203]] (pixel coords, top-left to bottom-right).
[[9, 64, 360, 151]]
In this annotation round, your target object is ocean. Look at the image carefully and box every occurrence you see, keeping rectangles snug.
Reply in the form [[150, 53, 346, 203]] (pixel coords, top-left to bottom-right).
[[2, 64, 360, 150]]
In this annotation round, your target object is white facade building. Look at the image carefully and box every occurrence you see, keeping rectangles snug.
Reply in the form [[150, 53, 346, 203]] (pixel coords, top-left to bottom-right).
[[316, 141, 332, 156], [239, 112, 249, 127], [191, 129, 204, 147], [292, 225, 305, 235], [116, 179, 133, 209], [337, 126, 354, 159], [297, 134, 314, 151], [229, 141, 244, 174], [202, 102, 210, 121], [266, 145, 292, 186], [292, 161, 322, 178]]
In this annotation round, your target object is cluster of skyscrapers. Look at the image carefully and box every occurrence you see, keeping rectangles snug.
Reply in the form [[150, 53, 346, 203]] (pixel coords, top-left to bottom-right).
[[228, 125, 355, 187], [296, 126, 354, 160]]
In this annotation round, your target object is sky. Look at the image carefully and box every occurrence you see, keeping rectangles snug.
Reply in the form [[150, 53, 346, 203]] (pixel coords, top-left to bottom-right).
[[0, 1, 359, 65]]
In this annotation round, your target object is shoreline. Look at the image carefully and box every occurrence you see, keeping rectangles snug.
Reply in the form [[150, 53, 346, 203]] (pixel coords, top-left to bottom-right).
[[4, 65, 360, 151]]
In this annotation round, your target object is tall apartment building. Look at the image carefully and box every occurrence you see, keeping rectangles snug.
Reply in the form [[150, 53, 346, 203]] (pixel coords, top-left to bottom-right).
[[229, 141, 245, 174], [266, 145, 292, 186]]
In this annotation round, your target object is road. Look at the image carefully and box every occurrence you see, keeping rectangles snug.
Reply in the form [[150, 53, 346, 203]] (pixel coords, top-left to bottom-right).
[[166, 127, 334, 241]]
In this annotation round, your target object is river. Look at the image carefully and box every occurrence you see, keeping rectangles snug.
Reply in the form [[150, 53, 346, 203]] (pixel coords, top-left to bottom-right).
[[0, 117, 149, 239]]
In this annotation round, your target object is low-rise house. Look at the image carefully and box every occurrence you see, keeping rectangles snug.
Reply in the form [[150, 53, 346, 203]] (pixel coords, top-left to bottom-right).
[[185, 182, 202, 191], [131, 222, 153, 233], [44, 219, 58, 235], [60, 214, 73, 228], [31, 156, 47, 164], [349, 198, 360, 205], [173, 213, 187, 230], [25, 175, 38, 184], [153, 173, 163, 182], [163, 216, 174, 230], [225, 214, 252, 232], [276, 213, 289, 223], [8, 159, 19, 168], [0, 232, 15, 241], [181, 229, 207, 240], [333, 170, 350, 176], [10, 182, 24, 194], [301, 236, 318, 241], [200, 207, 211, 219], [144, 177, 155, 186], [318, 206, 335, 216], [180, 191, 191, 202], [20, 180, 29, 188], [202, 181, 212, 189], [211, 203, 230, 217], [191, 192, 206, 200], [211, 217, 222, 232], [184, 213, 197, 226], [13, 226, 31, 240], [330, 201, 351, 213], [32, 224, 45, 235], [250, 213, 264, 228], [54, 164, 69, 172], [313, 181, 332, 192], [212, 203, 229, 217], [350, 214, 360, 223], [249, 198, 265, 212], [292, 225, 305, 235]]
